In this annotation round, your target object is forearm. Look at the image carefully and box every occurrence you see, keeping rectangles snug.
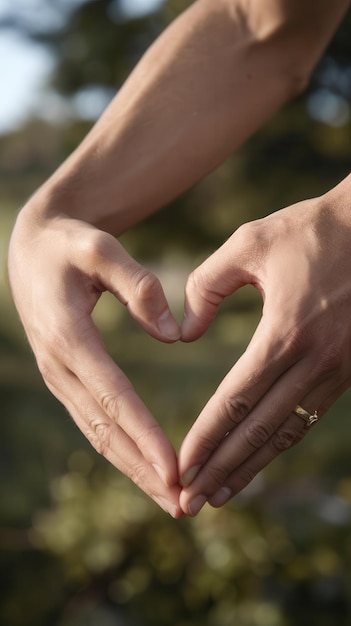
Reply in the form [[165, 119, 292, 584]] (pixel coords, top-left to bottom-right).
[[23, 0, 350, 233]]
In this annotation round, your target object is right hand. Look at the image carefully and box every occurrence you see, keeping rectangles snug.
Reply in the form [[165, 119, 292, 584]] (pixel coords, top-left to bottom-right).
[[8, 209, 182, 518], [178, 180, 351, 516]]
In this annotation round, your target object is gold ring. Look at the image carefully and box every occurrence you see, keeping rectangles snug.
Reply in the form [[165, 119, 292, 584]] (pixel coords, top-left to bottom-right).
[[293, 404, 319, 427]]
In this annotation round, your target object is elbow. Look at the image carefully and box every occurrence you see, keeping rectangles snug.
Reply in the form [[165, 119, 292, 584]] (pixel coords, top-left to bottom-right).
[[284, 62, 312, 100], [263, 35, 317, 104], [237, 3, 325, 103]]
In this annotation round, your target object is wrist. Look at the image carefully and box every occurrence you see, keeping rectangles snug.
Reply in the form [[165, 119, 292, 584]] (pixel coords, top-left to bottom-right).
[[16, 157, 133, 237], [19, 147, 120, 233], [322, 173, 351, 214], [311, 173, 351, 245]]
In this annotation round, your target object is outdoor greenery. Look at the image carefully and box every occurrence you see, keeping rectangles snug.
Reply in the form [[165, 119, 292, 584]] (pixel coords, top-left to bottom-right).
[[1, 1, 351, 625]]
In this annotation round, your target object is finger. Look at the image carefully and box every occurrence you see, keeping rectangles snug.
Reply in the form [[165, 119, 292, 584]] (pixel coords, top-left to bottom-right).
[[178, 314, 298, 487], [43, 358, 183, 518], [208, 380, 349, 506], [39, 318, 180, 489], [179, 357, 308, 514], [179, 366, 349, 516], [74, 228, 180, 342], [181, 224, 262, 342]]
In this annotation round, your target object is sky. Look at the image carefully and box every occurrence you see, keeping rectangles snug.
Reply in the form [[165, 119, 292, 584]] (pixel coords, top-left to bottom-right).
[[0, 29, 53, 133], [0, 0, 164, 134], [0, 0, 349, 134]]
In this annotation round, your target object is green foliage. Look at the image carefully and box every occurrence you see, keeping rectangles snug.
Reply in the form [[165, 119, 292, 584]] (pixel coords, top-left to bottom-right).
[[1, 1, 351, 625], [2, 308, 351, 626]]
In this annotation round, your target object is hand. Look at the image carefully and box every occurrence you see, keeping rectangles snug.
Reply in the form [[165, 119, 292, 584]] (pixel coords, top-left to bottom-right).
[[178, 176, 351, 516], [8, 209, 182, 518]]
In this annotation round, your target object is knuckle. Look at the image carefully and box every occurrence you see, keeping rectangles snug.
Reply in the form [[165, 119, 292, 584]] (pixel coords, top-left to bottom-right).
[[36, 348, 66, 392], [218, 395, 251, 428], [185, 269, 203, 296], [186, 269, 222, 308], [282, 326, 310, 361], [100, 392, 121, 422], [77, 230, 111, 264], [206, 463, 229, 489], [234, 220, 269, 258], [38, 322, 75, 365], [235, 466, 257, 490], [43, 325, 66, 354], [283, 328, 345, 377], [197, 431, 223, 455], [127, 462, 149, 488], [132, 268, 162, 303], [36, 354, 56, 387], [99, 384, 133, 423], [245, 419, 274, 449], [234, 221, 257, 245], [87, 420, 111, 457], [270, 428, 298, 453], [314, 343, 344, 380], [133, 421, 161, 450]]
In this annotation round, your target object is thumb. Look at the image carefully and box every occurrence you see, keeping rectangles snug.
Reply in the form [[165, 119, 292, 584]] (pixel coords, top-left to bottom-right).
[[80, 229, 180, 342], [181, 226, 258, 342]]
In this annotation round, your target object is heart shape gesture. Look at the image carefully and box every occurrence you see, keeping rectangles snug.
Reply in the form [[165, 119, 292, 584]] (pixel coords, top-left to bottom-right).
[[7, 0, 351, 521], [8, 175, 351, 518], [178, 179, 351, 516]]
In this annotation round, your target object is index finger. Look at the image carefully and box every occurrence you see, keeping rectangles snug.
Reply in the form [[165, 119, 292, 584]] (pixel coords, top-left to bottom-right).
[[43, 315, 179, 489], [45, 358, 182, 518], [178, 317, 298, 487]]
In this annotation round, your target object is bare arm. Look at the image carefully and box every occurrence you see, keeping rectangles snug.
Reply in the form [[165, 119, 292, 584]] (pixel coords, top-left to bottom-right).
[[25, 0, 350, 231], [8, 0, 350, 514], [179, 173, 351, 515]]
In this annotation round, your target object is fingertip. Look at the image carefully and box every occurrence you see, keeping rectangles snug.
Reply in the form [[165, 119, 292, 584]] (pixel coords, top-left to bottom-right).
[[153, 482, 183, 519], [152, 463, 179, 488], [154, 496, 183, 519], [180, 311, 206, 343], [180, 313, 194, 343], [179, 492, 207, 517], [173, 508, 185, 520], [208, 486, 232, 508], [151, 441, 180, 488], [156, 309, 181, 342]]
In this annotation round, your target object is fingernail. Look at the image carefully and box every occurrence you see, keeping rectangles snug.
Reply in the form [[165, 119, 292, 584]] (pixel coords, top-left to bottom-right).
[[157, 310, 180, 341], [152, 463, 168, 485], [188, 494, 207, 517], [180, 465, 202, 487], [209, 486, 232, 508], [154, 496, 178, 519]]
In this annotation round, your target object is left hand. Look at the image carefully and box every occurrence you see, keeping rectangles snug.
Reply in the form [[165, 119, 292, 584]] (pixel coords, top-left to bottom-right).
[[178, 175, 351, 516], [8, 210, 182, 518]]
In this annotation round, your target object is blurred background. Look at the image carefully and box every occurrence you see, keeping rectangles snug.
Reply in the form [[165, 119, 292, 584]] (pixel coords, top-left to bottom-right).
[[1, 1, 351, 625]]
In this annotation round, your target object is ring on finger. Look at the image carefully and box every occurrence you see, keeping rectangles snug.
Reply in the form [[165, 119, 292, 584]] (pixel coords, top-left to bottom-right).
[[293, 404, 319, 427]]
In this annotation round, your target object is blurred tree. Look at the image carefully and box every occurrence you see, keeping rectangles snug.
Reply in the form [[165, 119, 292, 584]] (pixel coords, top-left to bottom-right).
[[1, 2, 351, 625], [1, 0, 350, 258]]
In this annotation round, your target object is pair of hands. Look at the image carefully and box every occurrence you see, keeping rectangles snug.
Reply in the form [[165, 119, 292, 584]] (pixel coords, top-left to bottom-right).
[[8, 178, 351, 518]]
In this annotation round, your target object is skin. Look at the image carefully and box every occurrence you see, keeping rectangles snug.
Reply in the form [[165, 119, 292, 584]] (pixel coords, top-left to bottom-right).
[[178, 175, 351, 515], [8, 0, 351, 517]]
